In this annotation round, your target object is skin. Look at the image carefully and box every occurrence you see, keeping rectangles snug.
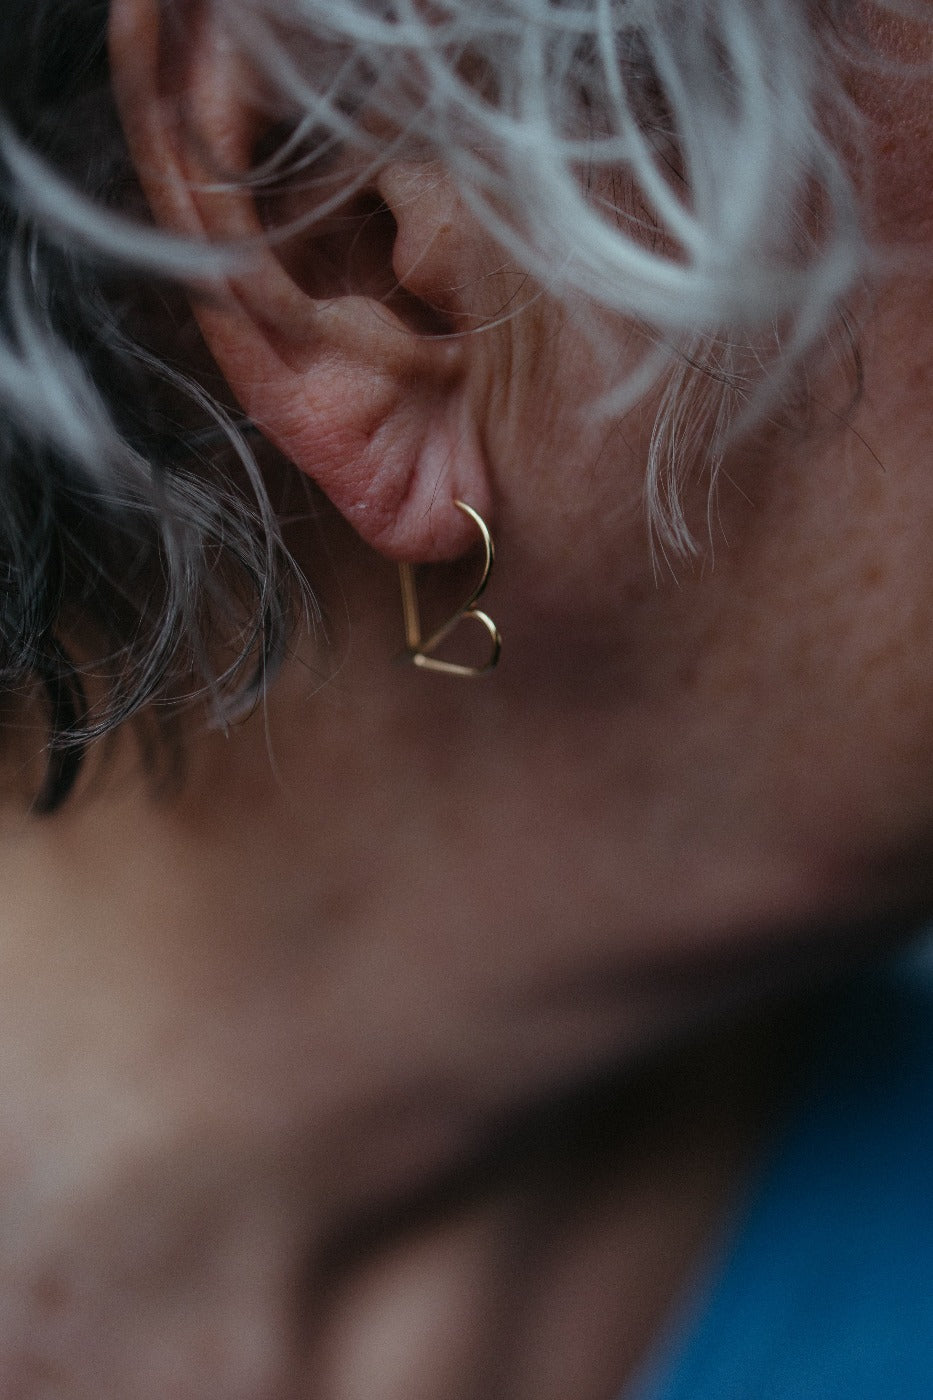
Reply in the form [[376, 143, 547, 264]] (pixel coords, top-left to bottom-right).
[[0, 2, 931, 1396]]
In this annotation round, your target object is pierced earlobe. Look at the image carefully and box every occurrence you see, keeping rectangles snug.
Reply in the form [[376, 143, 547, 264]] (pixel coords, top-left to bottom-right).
[[399, 502, 501, 678]]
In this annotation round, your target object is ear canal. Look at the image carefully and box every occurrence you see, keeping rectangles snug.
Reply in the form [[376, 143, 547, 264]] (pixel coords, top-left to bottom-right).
[[261, 161, 455, 339]]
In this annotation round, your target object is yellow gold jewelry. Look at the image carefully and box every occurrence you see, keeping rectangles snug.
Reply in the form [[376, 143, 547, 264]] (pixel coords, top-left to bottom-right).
[[399, 501, 501, 677]]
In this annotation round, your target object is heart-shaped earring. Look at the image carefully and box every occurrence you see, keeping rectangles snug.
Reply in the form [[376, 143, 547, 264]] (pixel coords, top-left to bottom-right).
[[399, 501, 502, 677]]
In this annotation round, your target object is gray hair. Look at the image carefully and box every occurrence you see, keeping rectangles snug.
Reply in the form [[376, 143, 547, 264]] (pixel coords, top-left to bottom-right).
[[0, 0, 920, 805]]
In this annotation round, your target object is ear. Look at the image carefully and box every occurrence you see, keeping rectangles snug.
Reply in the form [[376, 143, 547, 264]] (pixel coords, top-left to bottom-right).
[[108, 0, 489, 562]]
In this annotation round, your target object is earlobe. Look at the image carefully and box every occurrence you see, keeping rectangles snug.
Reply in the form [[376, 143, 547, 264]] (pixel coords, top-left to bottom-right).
[[108, 0, 490, 562]]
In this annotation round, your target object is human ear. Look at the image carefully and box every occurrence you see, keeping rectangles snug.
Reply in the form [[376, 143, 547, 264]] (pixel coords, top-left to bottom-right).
[[108, 0, 490, 562]]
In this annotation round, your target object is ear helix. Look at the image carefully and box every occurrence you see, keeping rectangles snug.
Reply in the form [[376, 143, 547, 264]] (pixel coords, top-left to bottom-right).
[[398, 502, 501, 678]]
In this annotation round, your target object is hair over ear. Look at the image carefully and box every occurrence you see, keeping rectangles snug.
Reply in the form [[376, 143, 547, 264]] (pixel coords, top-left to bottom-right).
[[108, 0, 492, 563]]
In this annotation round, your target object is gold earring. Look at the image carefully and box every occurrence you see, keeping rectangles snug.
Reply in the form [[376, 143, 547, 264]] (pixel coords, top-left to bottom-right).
[[399, 501, 502, 677]]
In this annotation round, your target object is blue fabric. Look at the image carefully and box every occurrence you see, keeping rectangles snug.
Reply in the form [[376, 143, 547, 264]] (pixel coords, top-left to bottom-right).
[[629, 965, 933, 1400]]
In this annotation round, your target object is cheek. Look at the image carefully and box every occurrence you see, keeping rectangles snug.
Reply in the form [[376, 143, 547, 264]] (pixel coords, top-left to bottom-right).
[[475, 306, 658, 619], [849, 13, 933, 240]]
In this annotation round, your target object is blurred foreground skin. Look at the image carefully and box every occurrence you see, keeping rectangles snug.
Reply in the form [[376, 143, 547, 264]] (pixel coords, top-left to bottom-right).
[[0, 2, 932, 1397]]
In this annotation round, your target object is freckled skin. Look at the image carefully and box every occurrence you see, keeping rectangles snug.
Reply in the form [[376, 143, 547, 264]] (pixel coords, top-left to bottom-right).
[[847, 10, 933, 241], [4, 261, 932, 1391], [1, 4, 932, 1397]]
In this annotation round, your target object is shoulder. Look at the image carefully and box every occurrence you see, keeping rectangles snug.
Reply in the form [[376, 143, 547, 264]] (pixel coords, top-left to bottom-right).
[[633, 946, 933, 1400]]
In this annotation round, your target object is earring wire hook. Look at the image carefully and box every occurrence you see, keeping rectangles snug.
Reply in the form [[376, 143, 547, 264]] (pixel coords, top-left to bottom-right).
[[399, 501, 501, 677]]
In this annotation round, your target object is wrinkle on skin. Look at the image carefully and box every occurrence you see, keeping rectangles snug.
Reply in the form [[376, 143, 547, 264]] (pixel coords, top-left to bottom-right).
[[2, 2, 932, 1394]]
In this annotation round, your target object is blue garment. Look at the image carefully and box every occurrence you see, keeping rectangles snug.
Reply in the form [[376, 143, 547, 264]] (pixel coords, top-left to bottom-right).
[[629, 964, 933, 1400]]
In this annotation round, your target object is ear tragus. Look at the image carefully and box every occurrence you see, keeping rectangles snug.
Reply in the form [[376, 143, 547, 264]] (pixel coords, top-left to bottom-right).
[[254, 132, 456, 340]]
